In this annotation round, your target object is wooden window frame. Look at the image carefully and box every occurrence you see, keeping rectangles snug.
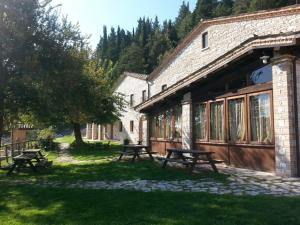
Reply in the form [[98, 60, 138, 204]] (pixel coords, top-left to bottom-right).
[[130, 94, 134, 107], [130, 120, 134, 133], [226, 95, 248, 144], [194, 102, 209, 142], [202, 32, 208, 49], [119, 121, 123, 132], [142, 90, 147, 102], [247, 90, 274, 145], [208, 99, 226, 143]]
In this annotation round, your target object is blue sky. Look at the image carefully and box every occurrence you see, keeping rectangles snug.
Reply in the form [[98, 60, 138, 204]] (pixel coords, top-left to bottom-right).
[[51, 0, 197, 49]]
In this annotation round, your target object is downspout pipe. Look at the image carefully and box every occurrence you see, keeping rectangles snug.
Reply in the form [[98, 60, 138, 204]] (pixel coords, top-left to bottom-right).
[[292, 56, 300, 177]]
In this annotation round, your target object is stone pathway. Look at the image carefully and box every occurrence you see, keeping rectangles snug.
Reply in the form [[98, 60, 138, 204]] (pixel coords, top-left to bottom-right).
[[4, 144, 300, 197], [2, 175, 300, 196]]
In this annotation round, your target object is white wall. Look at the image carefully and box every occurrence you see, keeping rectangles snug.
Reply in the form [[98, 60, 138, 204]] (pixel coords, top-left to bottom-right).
[[114, 76, 148, 143]]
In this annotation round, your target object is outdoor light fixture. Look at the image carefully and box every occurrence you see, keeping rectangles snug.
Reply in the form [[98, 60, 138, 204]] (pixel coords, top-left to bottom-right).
[[260, 55, 270, 64]]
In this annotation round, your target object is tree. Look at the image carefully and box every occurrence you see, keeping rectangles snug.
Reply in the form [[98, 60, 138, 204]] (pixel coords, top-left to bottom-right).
[[175, 1, 193, 40], [0, 0, 42, 145], [233, 0, 251, 14], [213, 0, 234, 17], [193, 0, 218, 25]]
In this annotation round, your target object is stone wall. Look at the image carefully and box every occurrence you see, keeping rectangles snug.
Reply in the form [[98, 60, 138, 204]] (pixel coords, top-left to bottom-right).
[[272, 54, 298, 177], [150, 13, 300, 96]]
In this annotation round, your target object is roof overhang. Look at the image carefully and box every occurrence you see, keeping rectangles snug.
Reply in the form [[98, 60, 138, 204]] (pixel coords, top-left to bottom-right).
[[135, 32, 300, 112]]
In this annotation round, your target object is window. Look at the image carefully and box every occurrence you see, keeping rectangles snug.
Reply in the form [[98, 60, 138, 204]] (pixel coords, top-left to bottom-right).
[[249, 93, 272, 143], [150, 106, 182, 140], [130, 121, 134, 132], [142, 90, 147, 102], [119, 122, 123, 132], [162, 84, 167, 91], [202, 32, 208, 49], [228, 98, 246, 142], [151, 116, 157, 138], [157, 113, 165, 138], [173, 106, 182, 138], [210, 101, 224, 141], [195, 103, 207, 140], [165, 109, 173, 139], [249, 64, 272, 85], [130, 94, 134, 106]]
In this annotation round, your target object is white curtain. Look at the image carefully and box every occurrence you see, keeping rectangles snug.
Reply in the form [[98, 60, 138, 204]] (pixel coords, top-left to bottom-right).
[[195, 103, 207, 139], [210, 102, 224, 140], [250, 94, 272, 143], [228, 98, 246, 142]]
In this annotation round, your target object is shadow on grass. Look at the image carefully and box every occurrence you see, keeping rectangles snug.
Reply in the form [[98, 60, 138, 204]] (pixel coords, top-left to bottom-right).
[[0, 185, 299, 225], [68, 141, 122, 160], [0, 159, 228, 182]]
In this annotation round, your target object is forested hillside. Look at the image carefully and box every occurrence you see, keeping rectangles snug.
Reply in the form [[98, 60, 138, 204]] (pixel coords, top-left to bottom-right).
[[96, 0, 297, 80]]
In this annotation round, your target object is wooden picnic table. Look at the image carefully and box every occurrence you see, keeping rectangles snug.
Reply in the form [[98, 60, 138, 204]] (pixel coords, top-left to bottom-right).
[[7, 149, 49, 175], [22, 149, 45, 162], [118, 145, 157, 162], [7, 153, 37, 175], [161, 148, 221, 174]]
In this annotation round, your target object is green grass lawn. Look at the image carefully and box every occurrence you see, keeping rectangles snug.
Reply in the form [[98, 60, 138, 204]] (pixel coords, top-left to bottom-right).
[[0, 184, 299, 225], [0, 138, 300, 225], [54, 135, 75, 144]]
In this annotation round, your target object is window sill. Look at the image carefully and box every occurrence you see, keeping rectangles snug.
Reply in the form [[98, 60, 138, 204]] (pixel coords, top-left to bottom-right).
[[201, 47, 210, 52]]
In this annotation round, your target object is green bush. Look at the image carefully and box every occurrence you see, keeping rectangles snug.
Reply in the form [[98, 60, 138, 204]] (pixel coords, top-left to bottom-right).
[[37, 127, 56, 151]]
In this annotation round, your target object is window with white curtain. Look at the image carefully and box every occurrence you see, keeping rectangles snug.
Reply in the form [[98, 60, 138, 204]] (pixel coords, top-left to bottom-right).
[[210, 101, 224, 141], [195, 103, 207, 140], [228, 98, 246, 142], [249, 93, 272, 143]]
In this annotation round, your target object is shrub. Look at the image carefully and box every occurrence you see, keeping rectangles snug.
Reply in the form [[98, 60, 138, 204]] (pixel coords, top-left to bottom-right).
[[37, 127, 56, 151]]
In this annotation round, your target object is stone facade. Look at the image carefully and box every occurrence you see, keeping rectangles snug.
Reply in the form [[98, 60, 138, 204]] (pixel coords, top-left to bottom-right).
[[272, 55, 298, 177], [150, 10, 300, 96]]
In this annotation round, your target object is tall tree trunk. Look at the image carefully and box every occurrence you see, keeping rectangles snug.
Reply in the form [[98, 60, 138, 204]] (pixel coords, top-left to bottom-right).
[[72, 122, 83, 145]]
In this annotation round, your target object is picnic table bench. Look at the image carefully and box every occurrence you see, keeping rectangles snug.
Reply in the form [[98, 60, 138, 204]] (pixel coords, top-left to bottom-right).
[[118, 145, 157, 162], [161, 148, 222, 174], [7, 149, 50, 175]]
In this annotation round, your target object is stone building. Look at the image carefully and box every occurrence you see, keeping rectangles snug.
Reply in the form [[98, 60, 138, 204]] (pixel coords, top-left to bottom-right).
[[87, 5, 300, 177], [86, 72, 148, 144]]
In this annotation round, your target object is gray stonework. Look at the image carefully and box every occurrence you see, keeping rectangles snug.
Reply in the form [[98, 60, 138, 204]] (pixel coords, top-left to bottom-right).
[[272, 54, 298, 177], [150, 12, 300, 96], [182, 92, 192, 149]]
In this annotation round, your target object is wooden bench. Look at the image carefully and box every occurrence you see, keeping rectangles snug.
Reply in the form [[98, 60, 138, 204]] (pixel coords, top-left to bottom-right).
[[161, 148, 221, 174], [7, 154, 37, 175], [118, 145, 157, 162]]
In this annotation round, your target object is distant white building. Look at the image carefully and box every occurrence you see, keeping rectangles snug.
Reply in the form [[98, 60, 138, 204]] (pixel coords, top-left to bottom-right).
[[86, 72, 148, 144]]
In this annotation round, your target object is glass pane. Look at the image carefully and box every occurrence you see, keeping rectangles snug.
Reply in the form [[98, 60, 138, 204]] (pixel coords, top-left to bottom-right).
[[151, 116, 157, 138], [249, 64, 272, 85], [174, 106, 182, 138], [157, 113, 164, 138], [228, 98, 246, 142], [165, 109, 172, 139], [195, 103, 207, 140], [210, 101, 224, 141], [250, 94, 272, 143]]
